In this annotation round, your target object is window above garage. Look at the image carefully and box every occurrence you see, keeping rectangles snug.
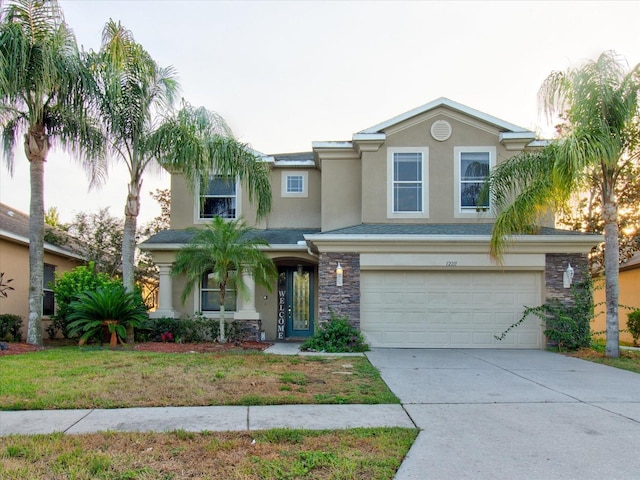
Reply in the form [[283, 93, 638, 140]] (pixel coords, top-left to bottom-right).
[[387, 147, 429, 219], [454, 146, 495, 218]]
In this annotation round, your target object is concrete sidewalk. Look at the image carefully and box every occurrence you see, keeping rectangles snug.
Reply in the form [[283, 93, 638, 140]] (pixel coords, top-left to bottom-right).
[[0, 404, 414, 436]]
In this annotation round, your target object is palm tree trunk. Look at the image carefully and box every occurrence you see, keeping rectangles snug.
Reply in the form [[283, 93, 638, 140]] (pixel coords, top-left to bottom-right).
[[25, 126, 49, 347], [219, 288, 226, 343], [122, 179, 141, 343], [602, 198, 620, 358]]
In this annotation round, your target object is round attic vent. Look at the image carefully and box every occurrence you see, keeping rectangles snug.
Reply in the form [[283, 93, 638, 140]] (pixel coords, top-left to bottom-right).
[[430, 120, 452, 141]]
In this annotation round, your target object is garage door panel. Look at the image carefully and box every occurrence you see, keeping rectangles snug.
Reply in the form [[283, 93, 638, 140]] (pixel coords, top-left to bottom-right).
[[361, 271, 542, 349]]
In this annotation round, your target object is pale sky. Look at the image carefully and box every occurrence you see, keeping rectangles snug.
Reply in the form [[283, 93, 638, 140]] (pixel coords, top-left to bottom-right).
[[1, 0, 639, 225]]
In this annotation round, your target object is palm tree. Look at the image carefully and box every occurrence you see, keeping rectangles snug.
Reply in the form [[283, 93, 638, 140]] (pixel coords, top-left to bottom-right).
[[488, 51, 640, 357], [88, 21, 272, 306], [171, 217, 277, 343], [0, 0, 104, 346]]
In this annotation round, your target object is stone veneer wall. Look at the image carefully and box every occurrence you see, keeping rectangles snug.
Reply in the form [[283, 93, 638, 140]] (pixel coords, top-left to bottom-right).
[[317, 252, 360, 329], [545, 253, 590, 304]]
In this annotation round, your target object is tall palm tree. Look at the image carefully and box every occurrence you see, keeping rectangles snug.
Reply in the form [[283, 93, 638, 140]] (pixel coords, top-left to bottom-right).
[[89, 21, 272, 305], [488, 51, 640, 357], [171, 217, 277, 343], [0, 0, 103, 346]]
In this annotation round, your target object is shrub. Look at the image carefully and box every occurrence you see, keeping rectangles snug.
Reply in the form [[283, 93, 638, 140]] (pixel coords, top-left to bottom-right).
[[67, 285, 148, 347], [136, 314, 246, 343], [495, 279, 593, 351], [301, 309, 369, 353], [49, 263, 120, 339], [627, 309, 640, 346], [0, 314, 22, 341]]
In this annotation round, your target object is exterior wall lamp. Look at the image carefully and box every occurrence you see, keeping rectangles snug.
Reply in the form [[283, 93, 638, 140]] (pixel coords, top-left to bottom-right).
[[563, 263, 574, 288], [336, 262, 343, 287]]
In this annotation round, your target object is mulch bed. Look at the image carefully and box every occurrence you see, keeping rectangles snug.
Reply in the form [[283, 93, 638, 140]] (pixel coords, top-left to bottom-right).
[[0, 340, 272, 356]]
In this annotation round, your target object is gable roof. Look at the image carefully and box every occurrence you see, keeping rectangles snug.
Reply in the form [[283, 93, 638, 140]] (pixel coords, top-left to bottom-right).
[[359, 97, 533, 135], [0, 203, 85, 260]]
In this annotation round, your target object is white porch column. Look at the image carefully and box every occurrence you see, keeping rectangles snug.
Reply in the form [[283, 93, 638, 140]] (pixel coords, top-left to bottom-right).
[[235, 271, 260, 320], [150, 263, 178, 318]]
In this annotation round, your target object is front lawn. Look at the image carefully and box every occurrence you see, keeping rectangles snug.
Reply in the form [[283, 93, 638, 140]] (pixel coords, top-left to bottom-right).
[[568, 345, 640, 374], [0, 427, 419, 479], [0, 348, 398, 410]]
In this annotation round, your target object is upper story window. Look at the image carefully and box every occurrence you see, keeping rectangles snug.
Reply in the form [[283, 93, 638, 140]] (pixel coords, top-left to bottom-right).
[[281, 171, 309, 198], [287, 175, 303, 193], [43, 263, 55, 316], [387, 147, 429, 218], [200, 175, 237, 219], [454, 147, 495, 216]]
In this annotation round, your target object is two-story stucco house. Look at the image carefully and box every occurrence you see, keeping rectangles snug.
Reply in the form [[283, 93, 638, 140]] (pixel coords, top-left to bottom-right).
[[140, 98, 600, 349]]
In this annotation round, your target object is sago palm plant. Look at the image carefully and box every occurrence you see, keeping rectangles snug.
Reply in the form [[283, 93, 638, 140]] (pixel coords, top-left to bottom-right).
[[67, 285, 148, 348]]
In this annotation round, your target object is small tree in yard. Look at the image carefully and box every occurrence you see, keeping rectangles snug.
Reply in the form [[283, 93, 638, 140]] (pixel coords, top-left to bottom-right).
[[67, 284, 147, 348], [50, 263, 120, 339], [171, 217, 276, 343]]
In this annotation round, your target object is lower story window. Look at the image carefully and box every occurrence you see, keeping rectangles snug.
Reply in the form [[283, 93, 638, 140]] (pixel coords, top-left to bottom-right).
[[43, 263, 55, 316], [201, 271, 236, 312]]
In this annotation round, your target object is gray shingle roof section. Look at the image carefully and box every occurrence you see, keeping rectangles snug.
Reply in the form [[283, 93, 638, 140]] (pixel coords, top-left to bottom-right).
[[317, 223, 595, 236], [141, 228, 321, 246], [271, 152, 314, 163], [0, 202, 84, 256]]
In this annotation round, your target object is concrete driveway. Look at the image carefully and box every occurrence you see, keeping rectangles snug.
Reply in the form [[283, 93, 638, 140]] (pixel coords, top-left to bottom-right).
[[366, 349, 640, 480]]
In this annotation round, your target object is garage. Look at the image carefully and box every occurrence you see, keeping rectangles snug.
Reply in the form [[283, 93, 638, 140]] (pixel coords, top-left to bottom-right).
[[360, 270, 543, 348]]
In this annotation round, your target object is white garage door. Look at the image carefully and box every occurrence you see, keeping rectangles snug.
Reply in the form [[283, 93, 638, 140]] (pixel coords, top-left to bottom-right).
[[361, 271, 543, 348]]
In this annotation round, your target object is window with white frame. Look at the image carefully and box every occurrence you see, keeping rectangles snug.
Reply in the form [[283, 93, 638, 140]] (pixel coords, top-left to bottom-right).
[[287, 175, 303, 193], [387, 148, 428, 218], [199, 175, 237, 219], [455, 147, 495, 214], [201, 271, 237, 312], [43, 263, 55, 316], [281, 171, 308, 198]]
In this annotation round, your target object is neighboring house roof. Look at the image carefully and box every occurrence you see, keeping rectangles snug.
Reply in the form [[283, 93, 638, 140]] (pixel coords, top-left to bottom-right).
[[621, 251, 640, 272], [140, 228, 321, 250], [0, 203, 85, 260]]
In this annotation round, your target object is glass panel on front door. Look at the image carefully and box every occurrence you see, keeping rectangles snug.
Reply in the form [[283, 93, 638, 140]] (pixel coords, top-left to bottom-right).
[[277, 267, 314, 339]]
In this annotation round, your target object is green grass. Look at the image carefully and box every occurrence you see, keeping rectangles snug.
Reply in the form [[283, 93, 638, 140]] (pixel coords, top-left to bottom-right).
[[0, 428, 418, 479], [0, 347, 398, 410], [568, 342, 640, 374]]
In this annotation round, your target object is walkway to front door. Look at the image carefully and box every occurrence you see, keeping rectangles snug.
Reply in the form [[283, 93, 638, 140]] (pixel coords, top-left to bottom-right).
[[277, 267, 314, 340]]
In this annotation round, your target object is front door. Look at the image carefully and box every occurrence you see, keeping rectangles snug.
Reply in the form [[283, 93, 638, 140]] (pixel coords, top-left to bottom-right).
[[277, 267, 314, 339]]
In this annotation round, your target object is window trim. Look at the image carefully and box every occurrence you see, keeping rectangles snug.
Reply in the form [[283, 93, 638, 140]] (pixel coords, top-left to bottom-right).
[[387, 147, 429, 219], [453, 146, 496, 218], [198, 271, 237, 314], [43, 263, 55, 317], [195, 174, 241, 223], [281, 170, 309, 198]]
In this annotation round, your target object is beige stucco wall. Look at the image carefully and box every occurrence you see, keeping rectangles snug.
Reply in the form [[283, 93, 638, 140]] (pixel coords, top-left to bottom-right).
[[320, 158, 362, 231], [0, 238, 84, 338], [170, 167, 321, 231], [360, 111, 521, 224], [265, 168, 321, 229], [592, 268, 640, 344]]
